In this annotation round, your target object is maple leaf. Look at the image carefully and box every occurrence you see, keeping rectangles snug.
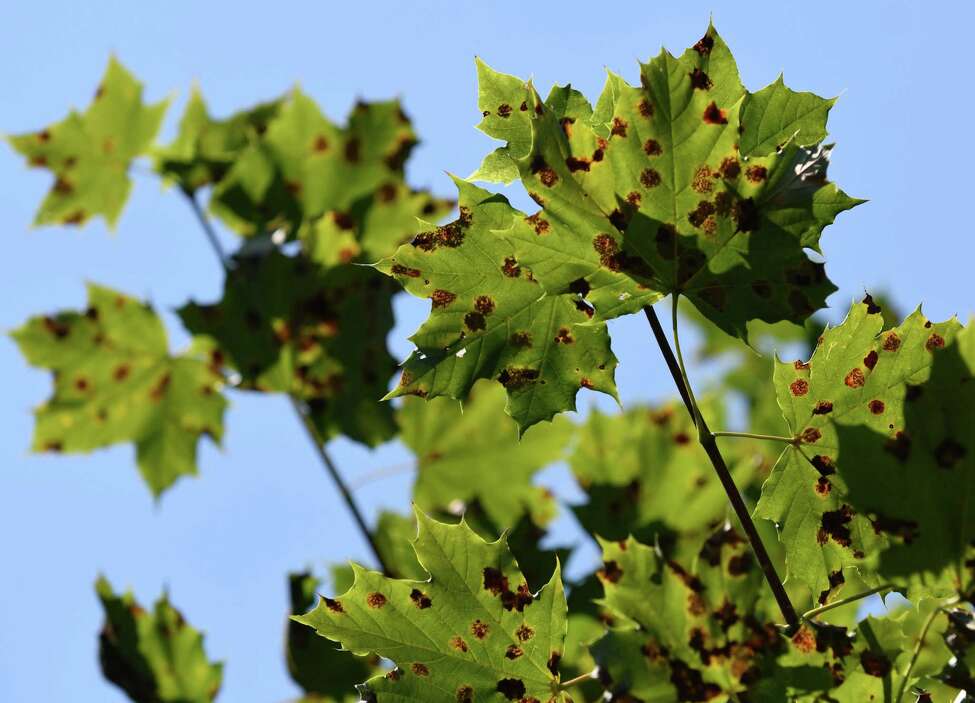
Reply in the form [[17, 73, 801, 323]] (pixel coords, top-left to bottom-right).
[[755, 298, 974, 598], [178, 253, 397, 447], [96, 576, 222, 703], [206, 88, 418, 236], [7, 57, 168, 227], [294, 511, 570, 702], [155, 88, 283, 193], [472, 24, 861, 340], [569, 398, 760, 544], [398, 379, 571, 526], [11, 284, 227, 496], [591, 529, 784, 701], [378, 177, 619, 432], [287, 570, 378, 702]]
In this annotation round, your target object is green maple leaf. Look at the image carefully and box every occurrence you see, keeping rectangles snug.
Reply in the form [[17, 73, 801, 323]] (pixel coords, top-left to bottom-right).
[[295, 511, 570, 702], [591, 528, 783, 701], [378, 177, 619, 432], [739, 74, 836, 157], [287, 571, 378, 702], [755, 299, 974, 598], [569, 398, 759, 544], [12, 284, 227, 496], [179, 253, 397, 446], [398, 379, 571, 526], [96, 576, 222, 703], [7, 57, 168, 228], [472, 24, 860, 340], [207, 88, 417, 236], [155, 88, 283, 193]]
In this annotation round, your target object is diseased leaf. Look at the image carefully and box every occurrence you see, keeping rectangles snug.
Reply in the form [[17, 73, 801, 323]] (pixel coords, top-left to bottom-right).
[[155, 88, 283, 193], [591, 529, 784, 701], [569, 398, 760, 545], [208, 89, 417, 237], [472, 24, 860, 340], [96, 576, 222, 703], [379, 177, 619, 432], [755, 299, 975, 598], [287, 571, 378, 702], [8, 57, 167, 227], [399, 379, 571, 526], [179, 254, 397, 447], [739, 74, 835, 157], [295, 511, 570, 702], [12, 284, 226, 496]]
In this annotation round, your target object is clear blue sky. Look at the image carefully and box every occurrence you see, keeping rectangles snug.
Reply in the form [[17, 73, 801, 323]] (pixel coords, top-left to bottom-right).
[[1, 1, 971, 701]]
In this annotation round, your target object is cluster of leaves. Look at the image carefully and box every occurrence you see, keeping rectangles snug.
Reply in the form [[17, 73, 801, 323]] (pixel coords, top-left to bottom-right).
[[8, 22, 975, 703]]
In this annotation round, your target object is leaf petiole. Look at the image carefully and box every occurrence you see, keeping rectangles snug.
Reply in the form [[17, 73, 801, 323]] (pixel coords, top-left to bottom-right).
[[801, 583, 895, 622], [712, 431, 797, 445], [559, 670, 595, 690]]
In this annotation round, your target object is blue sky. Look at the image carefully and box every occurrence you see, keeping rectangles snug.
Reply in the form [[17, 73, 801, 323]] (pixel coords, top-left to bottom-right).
[[1, 1, 972, 700]]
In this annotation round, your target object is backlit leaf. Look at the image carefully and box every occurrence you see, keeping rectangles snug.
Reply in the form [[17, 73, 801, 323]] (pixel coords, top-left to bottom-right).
[[12, 284, 227, 496], [295, 511, 570, 702], [96, 576, 222, 703], [755, 299, 974, 598], [8, 57, 167, 227], [379, 177, 619, 432]]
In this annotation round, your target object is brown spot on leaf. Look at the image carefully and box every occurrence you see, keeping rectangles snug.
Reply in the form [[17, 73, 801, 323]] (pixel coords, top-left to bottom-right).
[[861, 650, 892, 678], [498, 367, 539, 389], [471, 620, 489, 639], [882, 332, 901, 351], [410, 588, 432, 609], [745, 165, 767, 183], [719, 156, 740, 179], [693, 33, 715, 55], [864, 350, 879, 370], [554, 327, 574, 344], [815, 477, 831, 497], [431, 289, 456, 309], [868, 399, 885, 414], [862, 294, 882, 314], [790, 379, 809, 396], [817, 505, 853, 547], [703, 101, 727, 124], [926, 333, 945, 351], [516, 624, 534, 642], [638, 99, 654, 117], [525, 212, 550, 235], [496, 679, 525, 700], [801, 427, 822, 444], [324, 597, 344, 613], [611, 117, 628, 137], [884, 431, 911, 462], [812, 455, 836, 476], [456, 685, 474, 702], [464, 312, 486, 331], [149, 373, 171, 401], [474, 295, 495, 315], [366, 593, 386, 608], [450, 636, 469, 652], [844, 368, 865, 388], [509, 331, 532, 348], [501, 257, 521, 278], [813, 400, 833, 415], [640, 168, 661, 188], [497, 103, 512, 118], [692, 166, 714, 193], [505, 645, 523, 659], [598, 560, 623, 583], [312, 135, 329, 153], [689, 68, 713, 90], [391, 264, 421, 278], [411, 663, 429, 677], [565, 155, 590, 172], [530, 155, 558, 187], [644, 138, 662, 156], [626, 191, 641, 207], [344, 138, 360, 162], [792, 627, 816, 653]]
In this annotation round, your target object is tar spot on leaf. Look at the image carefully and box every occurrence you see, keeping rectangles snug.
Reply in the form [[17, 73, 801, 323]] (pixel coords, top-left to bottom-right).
[[926, 333, 945, 351], [324, 597, 344, 613], [817, 505, 854, 547], [471, 620, 489, 639], [813, 400, 834, 415], [498, 367, 539, 389], [496, 679, 525, 700], [366, 593, 387, 608], [689, 68, 713, 90], [516, 625, 534, 642], [410, 588, 432, 609], [464, 312, 486, 331], [790, 379, 809, 396], [935, 438, 966, 469], [703, 102, 728, 125], [844, 368, 865, 388], [598, 560, 623, 583], [640, 168, 661, 188], [868, 399, 885, 414], [431, 289, 457, 309], [864, 350, 879, 370], [411, 663, 429, 677], [644, 138, 662, 156], [745, 165, 767, 183]]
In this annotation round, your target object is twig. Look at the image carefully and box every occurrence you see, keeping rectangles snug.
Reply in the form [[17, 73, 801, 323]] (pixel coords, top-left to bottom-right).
[[801, 583, 895, 622], [642, 303, 800, 634]]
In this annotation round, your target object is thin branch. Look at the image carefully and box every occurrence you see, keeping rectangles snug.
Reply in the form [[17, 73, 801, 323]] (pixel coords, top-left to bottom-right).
[[182, 188, 230, 268], [712, 431, 797, 445], [559, 670, 596, 690], [642, 304, 801, 634], [180, 189, 391, 576], [801, 583, 895, 622], [895, 599, 957, 703], [289, 397, 391, 574], [350, 461, 417, 491]]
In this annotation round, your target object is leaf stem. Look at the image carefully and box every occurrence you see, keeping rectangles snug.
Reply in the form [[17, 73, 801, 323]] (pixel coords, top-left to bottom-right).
[[642, 304, 800, 634], [801, 583, 895, 622], [712, 431, 797, 445], [671, 295, 704, 440], [559, 670, 595, 689], [895, 598, 957, 703], [180, 188, 391, 576]]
